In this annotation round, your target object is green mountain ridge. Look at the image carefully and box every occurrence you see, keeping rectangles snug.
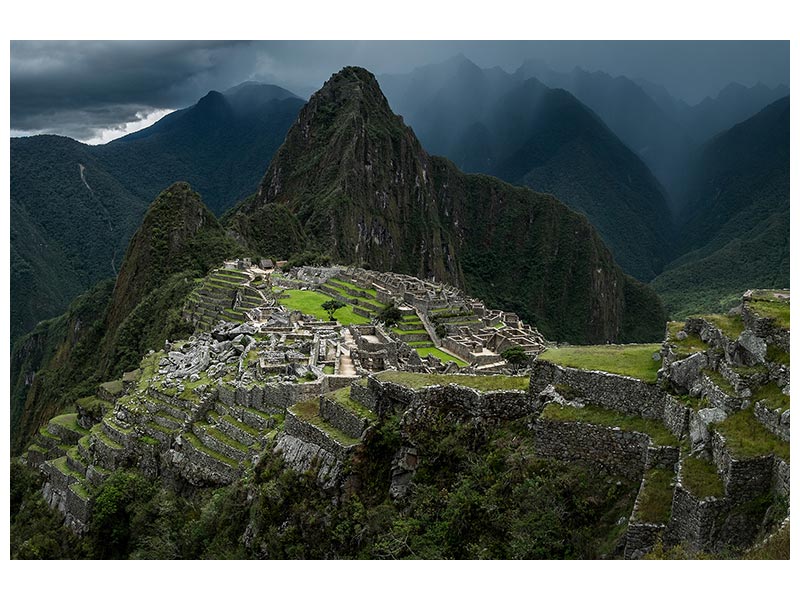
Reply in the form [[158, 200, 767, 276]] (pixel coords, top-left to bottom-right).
[[382, 57, 675, 281], [10, 84, 303, 343]]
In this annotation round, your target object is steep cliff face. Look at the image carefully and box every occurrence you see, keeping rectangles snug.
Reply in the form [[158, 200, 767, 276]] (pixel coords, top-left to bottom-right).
[[231, 68, 462, 284], [232, 67, 665, 343]]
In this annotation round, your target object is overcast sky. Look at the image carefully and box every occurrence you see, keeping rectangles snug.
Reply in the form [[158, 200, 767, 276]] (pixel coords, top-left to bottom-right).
[[10, 40, 790, 144]]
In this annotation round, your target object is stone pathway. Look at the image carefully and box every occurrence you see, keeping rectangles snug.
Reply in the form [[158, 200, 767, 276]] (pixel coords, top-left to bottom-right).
[[338, 330, 357, 376]]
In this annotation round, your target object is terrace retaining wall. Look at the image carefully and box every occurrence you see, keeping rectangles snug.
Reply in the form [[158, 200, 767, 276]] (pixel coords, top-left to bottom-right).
[[530, 361, 667, 420]]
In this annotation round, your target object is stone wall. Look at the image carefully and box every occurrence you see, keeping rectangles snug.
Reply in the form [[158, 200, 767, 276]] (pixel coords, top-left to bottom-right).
[[170, 437, 239, 486], [274, 433, 343, 488], [753, 401, 790, 442], [773, 458, 790, 499], [644, 445, 680, 471], [531, 418, 650, 480], [625, 522, 666, 559], [711, 431, 775, 502], [365, 376, 534, 423], [283, 411, 355, 462], [662, 395, 691, 439], [530, 361, 666, 420], [742, 303, 790, 352], [319, 396, 370, 440], [700, 374, 744, 414], [665, 484, 728, 553]]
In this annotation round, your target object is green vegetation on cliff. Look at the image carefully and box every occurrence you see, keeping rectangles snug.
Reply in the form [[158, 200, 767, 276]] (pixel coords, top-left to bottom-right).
[[11, 414, 637, 559], [651, 98, 789, 318]]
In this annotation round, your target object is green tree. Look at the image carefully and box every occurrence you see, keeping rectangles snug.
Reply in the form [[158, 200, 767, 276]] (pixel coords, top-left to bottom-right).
[[377, 305, 403, 327], [501, 345, 529, 373], [322, 299, 346, 321]]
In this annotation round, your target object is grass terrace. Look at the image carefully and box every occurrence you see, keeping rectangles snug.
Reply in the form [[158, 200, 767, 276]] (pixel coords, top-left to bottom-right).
[[714, 408, 790, 462], [137, 352, 162, 392], [681, 455, 724, 499], [540, 403, 678, 446], [703, 369, 738, 397], [674, 394, 709, 411], [50, 413, 89, 435], [376, 371, 529, 392], [635, 468, 674, 524], [328, 277, 378, 298], [748, 299, 790, 330], [667, 321, 708, 358], [182, 432, 238, 468], [754, 382, 790, 412], [538, 344, 662, 383], [416, 347, 469, 367], [701, 314, 745, 340], [290, 400, 361, 446], [326, 386, 377, 421], [99, 379, 124, 397], [766, 344, 790, 366], [278, 289, 370, 325], [391, 327, 428, 336]]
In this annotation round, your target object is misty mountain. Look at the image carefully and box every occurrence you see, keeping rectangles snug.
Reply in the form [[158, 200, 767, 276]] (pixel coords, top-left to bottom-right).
[[380, 56, 675, 281], [512, 61, 695, 204], [635, 76, 789, 142], [676, 81, 790, 143], [10, 83, 304, 342], [232, 67, 666, 343], [651, 96, 790, 316]]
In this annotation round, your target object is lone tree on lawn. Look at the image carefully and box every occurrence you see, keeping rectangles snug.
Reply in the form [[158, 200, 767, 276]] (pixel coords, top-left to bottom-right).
[[501, 345, 529, 373], [322, 299, 346, 321]]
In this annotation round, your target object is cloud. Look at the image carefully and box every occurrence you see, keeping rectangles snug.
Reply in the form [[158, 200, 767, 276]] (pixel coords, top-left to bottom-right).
[[10, 41, 790, 142]]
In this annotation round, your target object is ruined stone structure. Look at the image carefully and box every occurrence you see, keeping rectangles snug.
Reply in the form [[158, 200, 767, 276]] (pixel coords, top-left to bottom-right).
[[26, 269, 789, 559]]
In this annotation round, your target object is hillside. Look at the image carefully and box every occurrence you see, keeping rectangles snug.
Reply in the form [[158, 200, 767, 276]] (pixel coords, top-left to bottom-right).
[[10, 136, 148, 342], [380, 57, 675, 280], [651, 97, 789, 317], [10, 84, 303, 344], [10, 183, 243, 452], [231, 67, 666, 343]]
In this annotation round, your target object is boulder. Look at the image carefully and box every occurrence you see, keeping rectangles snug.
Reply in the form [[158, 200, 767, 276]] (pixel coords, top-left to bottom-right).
[[689, 407, 727, 450], [668, 352, 708, 393], [735, 330, 767, 365]]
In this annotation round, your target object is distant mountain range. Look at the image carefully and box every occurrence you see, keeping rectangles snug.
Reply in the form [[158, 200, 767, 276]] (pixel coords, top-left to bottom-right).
[[10, 83, 304, 341], [380, 55, 675, 282], [10, 56, 789, 345]]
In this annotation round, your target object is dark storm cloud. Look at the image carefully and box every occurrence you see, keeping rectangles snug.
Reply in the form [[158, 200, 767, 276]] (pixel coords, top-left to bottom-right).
[[11, 40, 790, 142], [11, 41, 261, 138]]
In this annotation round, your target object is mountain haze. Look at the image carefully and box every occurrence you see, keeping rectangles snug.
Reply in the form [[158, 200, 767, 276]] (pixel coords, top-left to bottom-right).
[[380, 56, 675, 281], [651, 96, 790, 316]]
